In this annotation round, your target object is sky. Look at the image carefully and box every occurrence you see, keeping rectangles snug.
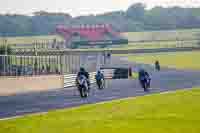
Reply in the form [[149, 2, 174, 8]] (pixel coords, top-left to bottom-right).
[[1, 0, 200, 16]]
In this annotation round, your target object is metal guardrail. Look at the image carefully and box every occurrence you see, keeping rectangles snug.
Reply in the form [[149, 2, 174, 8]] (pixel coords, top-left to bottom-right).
[[64, 70, 114, 88]]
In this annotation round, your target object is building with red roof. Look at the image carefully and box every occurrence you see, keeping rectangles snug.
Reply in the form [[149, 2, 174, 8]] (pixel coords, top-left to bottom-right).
[[56, 24, 128, 48]]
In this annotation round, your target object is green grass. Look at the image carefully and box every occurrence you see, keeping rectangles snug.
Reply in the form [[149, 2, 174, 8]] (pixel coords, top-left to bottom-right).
[[0, 88, 200, 133], [121, 28, 200, 42], [118, 28, 200, 50], [115, 40, 199, 50], [127, 51, 200, 70], [75, 29, 200, 50], [1, 28, 200, 50], [72, 40, 199, 51], [0, 35, 64, 45], [131, 72, 139, 79]]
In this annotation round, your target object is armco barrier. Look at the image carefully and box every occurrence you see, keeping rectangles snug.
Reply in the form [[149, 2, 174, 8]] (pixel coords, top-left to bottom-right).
[[64, 70, 114, 88]]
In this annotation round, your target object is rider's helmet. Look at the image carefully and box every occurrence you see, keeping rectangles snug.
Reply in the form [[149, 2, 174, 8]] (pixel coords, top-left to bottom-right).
[[80, 67, 85, 72], [155, 60, 159, 64], [138, 68, 146, 78], [97, 70, 101, 74]]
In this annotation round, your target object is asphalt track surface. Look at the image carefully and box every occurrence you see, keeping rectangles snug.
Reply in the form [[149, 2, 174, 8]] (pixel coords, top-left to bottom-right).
[[0, 56, 200, 119]]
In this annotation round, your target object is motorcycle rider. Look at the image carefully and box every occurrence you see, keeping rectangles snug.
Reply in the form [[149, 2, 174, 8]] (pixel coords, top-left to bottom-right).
[[155, 60, 160, 71], [95, 70, 105, 89], [96, 70, 104, 81], [96, 70, 104, 80], [76, 67, 90, 90], [138, 68, 151, 90]]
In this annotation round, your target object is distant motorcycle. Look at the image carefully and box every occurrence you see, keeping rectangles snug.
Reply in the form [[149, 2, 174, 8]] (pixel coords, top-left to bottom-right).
[[77, 75, 89, 98], [140, 76, 151, 92]]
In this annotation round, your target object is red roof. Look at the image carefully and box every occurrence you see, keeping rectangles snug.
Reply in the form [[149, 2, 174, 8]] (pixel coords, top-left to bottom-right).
[[56, 24, 120, 42]]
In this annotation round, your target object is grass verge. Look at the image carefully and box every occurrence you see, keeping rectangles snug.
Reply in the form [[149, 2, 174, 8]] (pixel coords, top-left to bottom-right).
[[128, 51, 200, 70], [0, 88, 200, 133]]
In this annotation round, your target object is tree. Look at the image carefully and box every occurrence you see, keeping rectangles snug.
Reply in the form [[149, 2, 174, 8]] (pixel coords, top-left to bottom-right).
[[47, 65, 51, 73], [0, 45, 12, 72], [0, 45, 12, 55], [126, 3, 146, 21], [1, 4, 200, 36]]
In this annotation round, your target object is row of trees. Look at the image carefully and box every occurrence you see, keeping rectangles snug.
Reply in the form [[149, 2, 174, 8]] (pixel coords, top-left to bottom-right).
[[1, 3, 200, 36], [0, 45, 12, 55], [0, 45, 12, 74]]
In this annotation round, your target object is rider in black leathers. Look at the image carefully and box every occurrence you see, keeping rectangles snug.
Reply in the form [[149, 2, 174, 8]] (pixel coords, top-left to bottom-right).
[[138, 69, 151, 89], [96, 70, 104, 81], [76, 67, 91, 90]]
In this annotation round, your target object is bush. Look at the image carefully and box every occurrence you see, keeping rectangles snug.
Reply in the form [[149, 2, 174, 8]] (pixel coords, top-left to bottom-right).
[[0, 45, 12, 72], [0, 45, 12, 55]]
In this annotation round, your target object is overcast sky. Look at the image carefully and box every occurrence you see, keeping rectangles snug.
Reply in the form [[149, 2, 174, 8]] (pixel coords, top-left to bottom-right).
[[1, 0, 200, 16]]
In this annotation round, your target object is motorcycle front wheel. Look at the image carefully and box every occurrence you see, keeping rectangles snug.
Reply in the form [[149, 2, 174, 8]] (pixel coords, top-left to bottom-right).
[[140, 80, 148, 92], [79, 86, 89, 98], [97, 80, 105, 90]]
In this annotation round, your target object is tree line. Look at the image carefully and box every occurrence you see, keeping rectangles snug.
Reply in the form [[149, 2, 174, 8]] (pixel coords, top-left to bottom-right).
[[1, 3, 200, 36]]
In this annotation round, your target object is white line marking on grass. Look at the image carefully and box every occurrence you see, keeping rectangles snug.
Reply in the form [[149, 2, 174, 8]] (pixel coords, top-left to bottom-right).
[[0, 116, 25, 121], [94, 89, 190, 106], [160, 91, 174, 94], [0, 111, 48, 121], [95, 97, 137, 105], [0, 88, 194, 121], [103, 96, 118, 100]]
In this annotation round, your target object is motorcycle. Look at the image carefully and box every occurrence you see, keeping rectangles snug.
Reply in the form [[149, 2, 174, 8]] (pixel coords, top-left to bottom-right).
[[77, 75, 89, 98], [140, 76, 151, 92], [96, 78, 105, 90]]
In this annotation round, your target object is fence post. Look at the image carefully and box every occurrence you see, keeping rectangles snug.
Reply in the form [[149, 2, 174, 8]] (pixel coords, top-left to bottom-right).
[[60, 54, 64, 74]]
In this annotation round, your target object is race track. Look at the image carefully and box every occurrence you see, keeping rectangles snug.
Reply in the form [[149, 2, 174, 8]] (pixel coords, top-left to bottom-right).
[[0, 56, 200, 119]]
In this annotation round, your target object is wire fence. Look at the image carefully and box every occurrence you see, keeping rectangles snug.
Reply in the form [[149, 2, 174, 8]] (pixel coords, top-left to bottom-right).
[[0, 52, 106, 76]]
